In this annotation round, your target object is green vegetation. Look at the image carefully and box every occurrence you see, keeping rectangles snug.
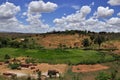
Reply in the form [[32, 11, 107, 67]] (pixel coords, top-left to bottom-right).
[[82, 38, 90, 47], [4, 54, 11, 60], [0, 48, 115, 65], [9, 62, 20, 69], [95, 72, 111, 80]]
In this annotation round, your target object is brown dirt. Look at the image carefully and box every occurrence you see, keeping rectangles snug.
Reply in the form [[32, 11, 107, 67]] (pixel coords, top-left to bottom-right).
[[72, 64, 109, 73], [33, 33, 89, 48], [103, 41, 120, 54], [113, 41, 120, 54], [36, 63, 68, 73]]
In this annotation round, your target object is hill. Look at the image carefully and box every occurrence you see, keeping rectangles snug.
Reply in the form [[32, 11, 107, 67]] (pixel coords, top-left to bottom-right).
[[0, 30, 120, 49]]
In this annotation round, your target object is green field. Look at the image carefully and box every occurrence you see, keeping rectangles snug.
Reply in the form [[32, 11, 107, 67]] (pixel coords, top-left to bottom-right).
[[0, 48, 115, 65]]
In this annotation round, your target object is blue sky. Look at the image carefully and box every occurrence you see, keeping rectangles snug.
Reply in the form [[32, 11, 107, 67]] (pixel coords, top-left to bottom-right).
[[0, 0, 120, 33]]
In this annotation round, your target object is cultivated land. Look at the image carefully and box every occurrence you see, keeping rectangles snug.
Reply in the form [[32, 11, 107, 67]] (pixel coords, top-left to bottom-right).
[[0, 48, 115, 64]]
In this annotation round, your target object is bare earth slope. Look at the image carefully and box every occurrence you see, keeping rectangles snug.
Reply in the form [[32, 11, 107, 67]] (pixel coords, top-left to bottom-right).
[[33, 33, 89, 48]]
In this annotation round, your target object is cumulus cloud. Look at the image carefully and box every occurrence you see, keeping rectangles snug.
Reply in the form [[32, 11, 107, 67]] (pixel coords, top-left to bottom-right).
[[53, 6, 91, 31], [25, 0, 58, 29], [54, 6, 91, 24], [107, 17, 120, 32], [94, 6, 114, 18], [20, 0, 58, 33], [28, 1, 58, 14], [107, 17, 120, 25], [0, 1, 57, 33], [0, 2, 20, 19], [0, 1, 119, 33], [0, 2, 24, 32], [53, 5, 120, 32], [108, 0, 120, 6]]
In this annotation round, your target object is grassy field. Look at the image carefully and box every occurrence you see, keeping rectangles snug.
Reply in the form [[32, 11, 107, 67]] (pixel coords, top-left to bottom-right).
[[0, 48, 115, 65]]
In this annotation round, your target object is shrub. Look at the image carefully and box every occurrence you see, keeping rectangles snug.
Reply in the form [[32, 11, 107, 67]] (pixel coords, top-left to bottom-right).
[[4, 54, 11, 60], [9, 62, 20, 69], [82, 38, 90, 47]]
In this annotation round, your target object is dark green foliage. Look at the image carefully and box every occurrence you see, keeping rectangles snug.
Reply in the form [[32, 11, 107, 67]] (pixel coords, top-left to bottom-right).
[[10, 41, 20, 48], [94, 35, 106, 48], [4, 54, 11, 60], [9, 62, 20, 69], [82, 38, 90, 47], [0, 37, 11, 47]]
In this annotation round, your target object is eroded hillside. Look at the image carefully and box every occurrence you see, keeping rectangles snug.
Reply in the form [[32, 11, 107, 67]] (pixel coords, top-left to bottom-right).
[[32, 33, 89, 48]]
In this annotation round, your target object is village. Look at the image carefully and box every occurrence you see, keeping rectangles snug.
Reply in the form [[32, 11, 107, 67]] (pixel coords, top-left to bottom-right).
[[0, 56, 68, 79]]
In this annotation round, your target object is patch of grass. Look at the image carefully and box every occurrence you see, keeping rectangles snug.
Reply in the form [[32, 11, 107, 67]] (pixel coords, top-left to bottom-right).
[[0, 48, 115, 65]]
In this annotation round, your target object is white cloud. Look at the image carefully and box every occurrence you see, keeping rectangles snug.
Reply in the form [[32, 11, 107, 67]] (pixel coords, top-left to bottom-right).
[[54, 6, 91, 25], [23, 12, 27, 16], [106, 17, 120, 32], [53, 5, 120, 33], [108, 0, 120, 6], [72, 5, 80, 10], [94, 6, 114, 18], [0, 2, 24, 32], [80, 6, 91, 15], [0, 1, 57, 33], [107, 17, 120, 25], [117, 12, 120, 16], [28, 1, 58, 14], [25, 0, 58, 29], [0, 1, 119, 33], [53, 6, 92, 31], [0, 2, 20, 19]]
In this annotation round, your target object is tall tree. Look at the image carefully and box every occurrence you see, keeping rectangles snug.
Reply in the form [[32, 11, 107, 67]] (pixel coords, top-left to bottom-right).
[[94, 35, 105, 49]]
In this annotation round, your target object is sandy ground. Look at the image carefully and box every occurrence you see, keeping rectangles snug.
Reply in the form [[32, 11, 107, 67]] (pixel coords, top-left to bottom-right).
[[72, 64, 109, 73]]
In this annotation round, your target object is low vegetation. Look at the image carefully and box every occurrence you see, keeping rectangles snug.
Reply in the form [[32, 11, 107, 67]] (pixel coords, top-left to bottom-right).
[[0, 48, 116, 65]]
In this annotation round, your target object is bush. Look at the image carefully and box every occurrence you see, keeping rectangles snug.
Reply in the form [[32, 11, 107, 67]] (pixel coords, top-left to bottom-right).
[[82, 38, 90, 47], [9, 62, 20, 69], [4, 54, 11, 60]]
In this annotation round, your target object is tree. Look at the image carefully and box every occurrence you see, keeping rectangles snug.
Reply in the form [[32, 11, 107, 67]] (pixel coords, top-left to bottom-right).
[[82, 38, 90, 47], [94, 35, 105, 49]]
